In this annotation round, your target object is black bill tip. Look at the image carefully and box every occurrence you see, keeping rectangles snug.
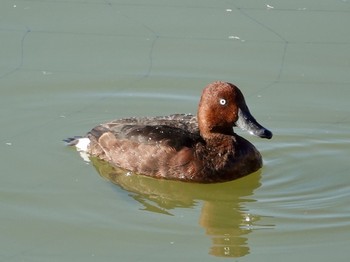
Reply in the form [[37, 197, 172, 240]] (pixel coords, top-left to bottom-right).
[[255, 128, 273, 139]]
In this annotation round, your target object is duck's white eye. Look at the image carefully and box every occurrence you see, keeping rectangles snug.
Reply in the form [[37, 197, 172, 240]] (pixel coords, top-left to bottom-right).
[[219, 98, 227, 105]]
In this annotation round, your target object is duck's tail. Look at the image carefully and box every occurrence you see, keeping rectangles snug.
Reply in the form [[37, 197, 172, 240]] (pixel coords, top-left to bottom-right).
[[63, 136, 82, 146], [64, 136, 91, 162], [63, 136, 90, 152]]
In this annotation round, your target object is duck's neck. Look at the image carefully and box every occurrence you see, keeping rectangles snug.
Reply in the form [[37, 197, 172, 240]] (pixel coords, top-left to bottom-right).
[[197, 110, 235, 140], [199, 124, 235, 142], [202, 132, 235, 149]]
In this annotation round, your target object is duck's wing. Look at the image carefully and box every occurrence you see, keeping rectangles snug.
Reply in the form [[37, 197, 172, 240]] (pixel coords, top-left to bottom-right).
[[87, 115, 203, 177]]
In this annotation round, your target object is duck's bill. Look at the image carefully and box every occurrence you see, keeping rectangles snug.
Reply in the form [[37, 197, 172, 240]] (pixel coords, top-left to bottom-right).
[[235, 108, 273, 139]]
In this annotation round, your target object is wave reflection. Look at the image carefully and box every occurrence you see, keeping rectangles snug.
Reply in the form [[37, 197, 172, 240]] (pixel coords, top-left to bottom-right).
[[91, 157, 274, 258]]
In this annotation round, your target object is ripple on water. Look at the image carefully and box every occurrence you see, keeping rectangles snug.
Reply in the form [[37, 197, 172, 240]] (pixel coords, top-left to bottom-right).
[[73, 125, 349, 258], [253, 127, 350, 232]]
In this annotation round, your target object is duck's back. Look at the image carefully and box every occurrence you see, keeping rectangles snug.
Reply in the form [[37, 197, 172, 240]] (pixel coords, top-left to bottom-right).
[[100, 113, 198, 132]]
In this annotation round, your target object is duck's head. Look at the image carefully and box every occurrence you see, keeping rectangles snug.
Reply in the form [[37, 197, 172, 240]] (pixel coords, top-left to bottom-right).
[[197, 81, 273, 140]]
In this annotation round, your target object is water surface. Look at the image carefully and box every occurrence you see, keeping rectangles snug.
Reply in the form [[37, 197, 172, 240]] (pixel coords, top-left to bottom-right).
[[1, 0, 350, 261]]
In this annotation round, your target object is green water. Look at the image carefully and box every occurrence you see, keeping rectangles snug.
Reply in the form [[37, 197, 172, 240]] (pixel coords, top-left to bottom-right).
[[1, 0, 350, 261]]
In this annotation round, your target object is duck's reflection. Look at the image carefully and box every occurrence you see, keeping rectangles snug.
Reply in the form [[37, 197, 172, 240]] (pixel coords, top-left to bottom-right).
[[91, 157, 272, 258]]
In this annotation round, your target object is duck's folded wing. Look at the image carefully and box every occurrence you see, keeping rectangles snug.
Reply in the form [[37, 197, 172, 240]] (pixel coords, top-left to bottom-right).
[[89, 123, 201, 151]]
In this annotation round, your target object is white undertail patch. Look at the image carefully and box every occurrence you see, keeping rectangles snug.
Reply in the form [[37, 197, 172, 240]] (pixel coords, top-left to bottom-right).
[[75, 138, 91, 162], [75, 137, 90, 152]]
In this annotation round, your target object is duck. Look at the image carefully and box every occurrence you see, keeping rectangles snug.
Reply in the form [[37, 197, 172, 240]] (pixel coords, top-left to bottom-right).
[[65, 81, 272, 183]]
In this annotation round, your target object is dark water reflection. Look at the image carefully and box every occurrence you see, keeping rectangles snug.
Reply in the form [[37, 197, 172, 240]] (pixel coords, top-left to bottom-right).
[[91, 157, 274, 258]]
